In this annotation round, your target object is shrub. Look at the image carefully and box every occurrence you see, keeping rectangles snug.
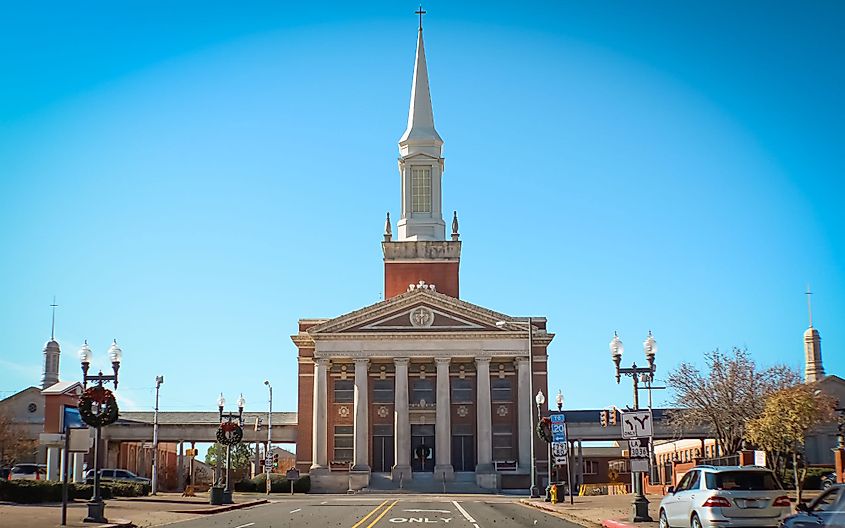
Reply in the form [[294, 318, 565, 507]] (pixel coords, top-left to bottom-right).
[[0, 480, 140, 503], [234, 479, 256, 492], [245, 473, 310, 493]]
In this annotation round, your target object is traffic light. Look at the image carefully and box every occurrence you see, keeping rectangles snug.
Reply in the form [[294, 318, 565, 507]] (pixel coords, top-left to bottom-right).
[[273, 453, 279, 469], [600, 410, 608, 427], [609, 407, 618, 426]]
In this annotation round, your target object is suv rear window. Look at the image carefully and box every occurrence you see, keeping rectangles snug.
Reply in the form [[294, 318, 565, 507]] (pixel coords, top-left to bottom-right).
[[12, 464, 37, 474], [706, 471, 782, 491]]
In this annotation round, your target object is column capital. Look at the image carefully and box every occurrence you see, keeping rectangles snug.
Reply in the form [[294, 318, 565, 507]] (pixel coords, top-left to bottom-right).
[[435, 357, 451, 366], [314, 358, 331, 367], [475, 357, 492, 366], [514, 356, 530, 365], [394, 357, 410, 366], [353, 358, 370, 366]]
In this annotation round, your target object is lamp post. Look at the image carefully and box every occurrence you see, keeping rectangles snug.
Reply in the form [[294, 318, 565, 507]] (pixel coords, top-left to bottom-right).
[[217, 393, 245, 504], [610, 331, 657, 523], [151, 375, 164, 495], [536, 389, 551, 500], [264, 380, 273, 495], [496, 318, 540, 498], [77, 340, 123, 524]]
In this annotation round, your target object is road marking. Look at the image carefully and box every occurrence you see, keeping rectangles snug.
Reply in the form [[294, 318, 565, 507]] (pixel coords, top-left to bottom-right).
[[234, 524, 255, 528], [451, 501, 477, 524], [404, 510, 452, 514], [290, 508, 302, 513], [364, 499, 399, 528], [351, 499, 390, 528]]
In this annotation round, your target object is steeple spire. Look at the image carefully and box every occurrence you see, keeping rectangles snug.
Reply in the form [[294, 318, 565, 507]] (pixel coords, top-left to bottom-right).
[[803, 286, 825, 383], [399, 11, 442, 149]]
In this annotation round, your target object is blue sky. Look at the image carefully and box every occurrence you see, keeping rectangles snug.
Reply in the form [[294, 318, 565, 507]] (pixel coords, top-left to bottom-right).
[[1, 1, 843, 425]]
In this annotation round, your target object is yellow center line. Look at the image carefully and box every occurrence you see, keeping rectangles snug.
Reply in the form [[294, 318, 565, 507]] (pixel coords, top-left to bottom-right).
[[363, 499, 400, 528], [350, 499, 389, 528]]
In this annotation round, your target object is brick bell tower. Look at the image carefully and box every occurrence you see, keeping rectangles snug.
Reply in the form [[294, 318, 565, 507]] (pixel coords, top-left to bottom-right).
[[382, 19, 461, 299]]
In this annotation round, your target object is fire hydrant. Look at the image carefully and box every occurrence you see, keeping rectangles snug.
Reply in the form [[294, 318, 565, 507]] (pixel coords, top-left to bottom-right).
[[550, 483, 558, 504]]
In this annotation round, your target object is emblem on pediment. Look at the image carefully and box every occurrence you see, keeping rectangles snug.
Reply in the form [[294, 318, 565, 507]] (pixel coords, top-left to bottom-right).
[[377, 406, 390, 418], [497, 405, 509, 417], [338, 405, 350, 418], [457, 405, 469, 417], [410, 306, 435, 328]]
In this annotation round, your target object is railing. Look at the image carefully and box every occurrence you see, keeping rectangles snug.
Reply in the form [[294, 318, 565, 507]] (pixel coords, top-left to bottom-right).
[[698, 454, 740, 466]]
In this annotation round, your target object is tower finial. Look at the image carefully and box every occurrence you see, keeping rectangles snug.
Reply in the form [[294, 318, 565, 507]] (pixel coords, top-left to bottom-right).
[[50, 296, 58, 340], [451, 211, 459, 241], [415, 4, 426, 30], [384, 212, 393, 241], [806, 284, 813, 327]]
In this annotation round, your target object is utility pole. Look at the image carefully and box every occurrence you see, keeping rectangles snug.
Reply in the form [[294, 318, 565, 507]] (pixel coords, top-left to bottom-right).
[[264, 380, 273, 494], [151, 375, 164, 494]]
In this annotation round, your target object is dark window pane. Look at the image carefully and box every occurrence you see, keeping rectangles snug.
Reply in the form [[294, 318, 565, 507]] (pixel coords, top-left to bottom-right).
[[334, 380, 354, 403], [373, 379, 395, 403], [491, 379, 512, 402]]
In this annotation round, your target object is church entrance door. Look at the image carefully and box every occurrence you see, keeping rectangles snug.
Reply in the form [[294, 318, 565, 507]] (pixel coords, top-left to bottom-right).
[[411, 424, 435, 472], [372, 425, 394, 473], [451, 434, 475, 472]]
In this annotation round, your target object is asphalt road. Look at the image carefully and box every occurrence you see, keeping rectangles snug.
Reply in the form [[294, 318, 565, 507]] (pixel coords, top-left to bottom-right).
[[170, 495, 583, 528]]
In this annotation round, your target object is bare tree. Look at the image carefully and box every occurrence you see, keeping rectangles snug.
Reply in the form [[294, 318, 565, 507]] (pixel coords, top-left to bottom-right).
[[666, 347, 800, 456], [0, 412, 37, 467]]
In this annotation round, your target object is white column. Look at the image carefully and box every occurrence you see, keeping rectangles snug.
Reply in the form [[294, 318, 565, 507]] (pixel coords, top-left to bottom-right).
[[434, 357, 454, 480], [46, 446, 60, 481], [392, 358, 412, 481], [352, 358, 370, 472], [311, 358, 330, 470], [475, 357, 493, 472], [73, 452, 84, 482], [516, 357, 531, 473]]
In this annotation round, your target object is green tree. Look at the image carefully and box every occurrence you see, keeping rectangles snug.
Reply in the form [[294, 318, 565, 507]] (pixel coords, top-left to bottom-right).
[[666, 348, 799, 456], [205, 443, 254, 471], [745, 384, 836, 503]]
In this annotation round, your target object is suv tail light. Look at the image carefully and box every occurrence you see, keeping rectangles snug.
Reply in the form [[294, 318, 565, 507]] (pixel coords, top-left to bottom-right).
[[773, 496, 791, 507], [702, 496, 731, 507], [35, 471, 40, 481]]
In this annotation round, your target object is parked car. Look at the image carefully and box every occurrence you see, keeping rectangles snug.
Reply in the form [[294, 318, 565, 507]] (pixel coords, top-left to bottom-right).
[[8, 463, 47, 480], [658, 465, 791, 528], [822, 472, 838, 490], [781, 484, 845, 528], [84, 468, 150, 485], [0, 467, 10, 480]]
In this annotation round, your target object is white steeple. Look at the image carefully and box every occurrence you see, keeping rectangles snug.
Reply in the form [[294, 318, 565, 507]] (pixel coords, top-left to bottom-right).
[[804, 287, 825, 383], [396, 13, 446, 241]]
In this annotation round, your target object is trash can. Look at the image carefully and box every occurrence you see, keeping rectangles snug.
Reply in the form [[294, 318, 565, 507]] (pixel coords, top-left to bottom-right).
[[209, 486, 225, 505]]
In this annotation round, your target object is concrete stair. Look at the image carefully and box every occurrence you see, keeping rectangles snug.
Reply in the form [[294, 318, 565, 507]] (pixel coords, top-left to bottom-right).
[[362, 472, 492, 494]]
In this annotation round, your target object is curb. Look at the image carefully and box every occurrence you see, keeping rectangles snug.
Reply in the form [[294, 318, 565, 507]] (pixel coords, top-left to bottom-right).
[[602, 521, 632, 528], [169, 498, 269, 515], [98, 519, 135, 528], [518, 499, 601, 528]]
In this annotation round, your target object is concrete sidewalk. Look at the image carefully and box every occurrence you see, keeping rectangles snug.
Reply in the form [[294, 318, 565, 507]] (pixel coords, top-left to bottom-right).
[[520, 494, 661, 528], [0, 492, 269, 528]]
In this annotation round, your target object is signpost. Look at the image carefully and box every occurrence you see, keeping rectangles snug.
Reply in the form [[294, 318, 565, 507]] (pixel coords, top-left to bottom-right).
[[61, 406, 89, 526], [549, 413, 574, 505], [286, 468, 300, 495]]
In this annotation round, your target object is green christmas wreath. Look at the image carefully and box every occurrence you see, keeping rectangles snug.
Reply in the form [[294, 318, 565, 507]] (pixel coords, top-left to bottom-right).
[[78, 386, 119, 427], [216, 420, 243, 446], [536, 416, 552, 443]]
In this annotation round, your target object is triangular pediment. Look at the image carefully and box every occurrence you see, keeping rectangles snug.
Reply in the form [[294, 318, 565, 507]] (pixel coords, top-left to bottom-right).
[[305, 288, 528, 336]]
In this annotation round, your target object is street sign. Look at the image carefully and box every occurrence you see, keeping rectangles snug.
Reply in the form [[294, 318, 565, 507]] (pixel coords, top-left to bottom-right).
[[142, 442, 154, 449], [552, 442, 568, 465], [627, 438, 650, 459], [620, 410, 653, 439], [630, 458, 650, 473], [286, 468, 300, 480], [551, 422, 566, 442], [550, 413, 565, 424]]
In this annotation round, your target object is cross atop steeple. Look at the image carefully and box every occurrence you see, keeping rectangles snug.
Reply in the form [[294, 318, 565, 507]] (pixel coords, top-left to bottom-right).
[[50, 296, 58, 340], [415, 5, 426, 30], [806, 284, 813, 327]]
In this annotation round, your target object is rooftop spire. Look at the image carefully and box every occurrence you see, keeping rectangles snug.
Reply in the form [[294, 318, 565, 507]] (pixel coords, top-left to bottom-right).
[[805, 284, 813, 327], [50, 295, 58, 340], [399, 8, 442, 148]]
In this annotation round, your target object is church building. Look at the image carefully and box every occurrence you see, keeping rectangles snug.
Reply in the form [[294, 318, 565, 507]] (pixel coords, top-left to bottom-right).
[[292, 18, 554, 492]]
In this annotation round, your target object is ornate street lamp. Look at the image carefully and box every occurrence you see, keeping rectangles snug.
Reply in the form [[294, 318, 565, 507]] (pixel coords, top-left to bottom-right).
[[215, 393, 245, 504], [77, 340, 123, 524], [610, 331, 657, 523]]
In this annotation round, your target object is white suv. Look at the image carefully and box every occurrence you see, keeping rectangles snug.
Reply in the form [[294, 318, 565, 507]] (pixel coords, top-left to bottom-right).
[[658, 465, 791, 528]]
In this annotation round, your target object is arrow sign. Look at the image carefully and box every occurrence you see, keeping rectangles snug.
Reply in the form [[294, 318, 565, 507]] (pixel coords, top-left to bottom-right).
[[620, 410, 653, 439]]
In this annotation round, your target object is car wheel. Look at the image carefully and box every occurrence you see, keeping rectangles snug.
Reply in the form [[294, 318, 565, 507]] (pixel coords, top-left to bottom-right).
[[691, 513, 703, 528], [659, 510, 670, 528]]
